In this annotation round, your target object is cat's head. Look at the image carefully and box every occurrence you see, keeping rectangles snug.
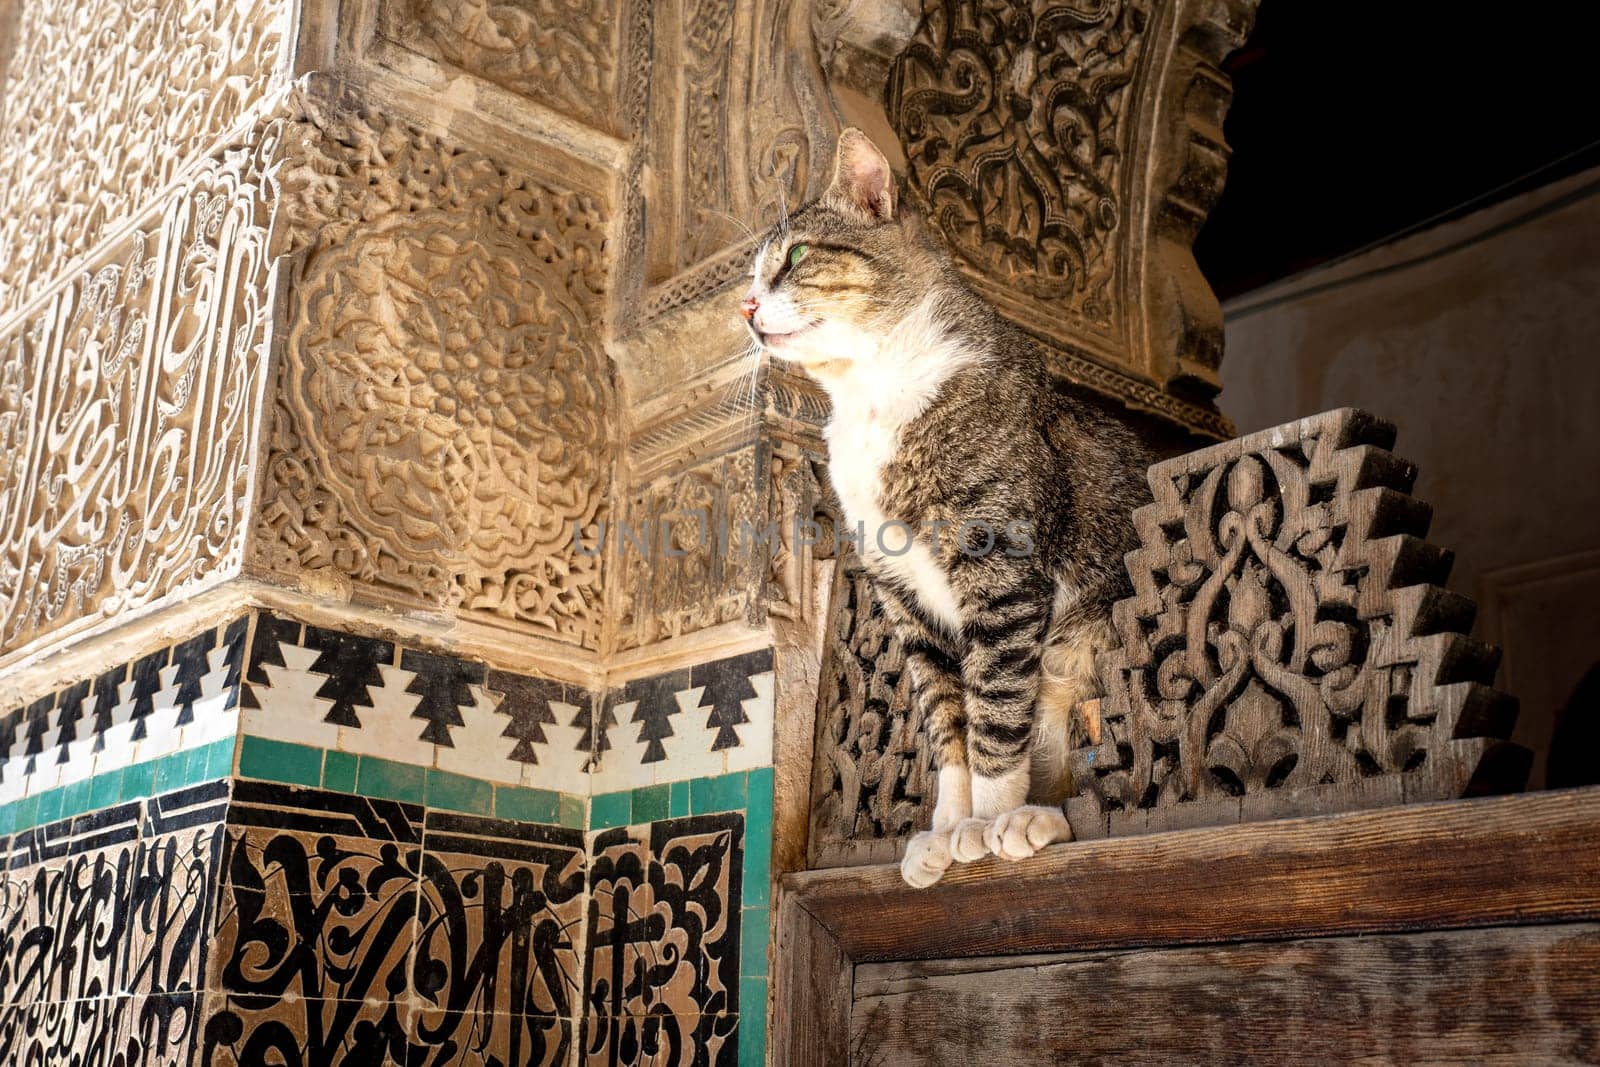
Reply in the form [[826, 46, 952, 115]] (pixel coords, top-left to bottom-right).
[[740, 129, 950, 371]]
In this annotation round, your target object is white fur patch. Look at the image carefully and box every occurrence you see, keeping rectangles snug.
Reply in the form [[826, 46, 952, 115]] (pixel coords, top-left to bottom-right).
[[970, 764, 1029, 819], [931, 764, 972, 831], [813, 297, 985, 632]]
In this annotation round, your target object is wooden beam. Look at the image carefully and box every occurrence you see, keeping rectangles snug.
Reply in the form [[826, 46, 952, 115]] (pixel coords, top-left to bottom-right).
[[781, 788, 1600, 964], [773, 892, 853, 1067], [850, 924, 1600, 1065]]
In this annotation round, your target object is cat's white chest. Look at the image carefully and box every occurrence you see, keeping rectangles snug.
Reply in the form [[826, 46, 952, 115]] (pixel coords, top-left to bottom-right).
[[826, 411, 963, 633]]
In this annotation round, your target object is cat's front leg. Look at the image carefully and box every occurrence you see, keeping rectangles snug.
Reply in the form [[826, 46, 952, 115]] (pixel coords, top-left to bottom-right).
[[960, 569, 1071, 862], [887, 597, 970, 887]]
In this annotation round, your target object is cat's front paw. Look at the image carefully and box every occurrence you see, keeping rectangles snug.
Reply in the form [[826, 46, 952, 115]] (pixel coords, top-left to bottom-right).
[[948, 817, 992, 863], [983, 805, 1072, 861], [901, 830, 954, 888]]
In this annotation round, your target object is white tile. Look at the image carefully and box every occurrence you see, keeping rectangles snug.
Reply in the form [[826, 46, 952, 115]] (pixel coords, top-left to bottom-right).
[[522, 700, 591, 796], [433, 683, 522, 785], [23, 759, 62, 795], [241, 642, 341, 749], [0, 766, 27, 803], [135, 664, 185, 763], [725, 670, 776, 772], [96, 683, 141, 779], [181, 693, 240, 747], [588, 699, 650, 794], [336, 661, 433, 764], [656, 686, 726, 784], [56, 745, 97, 786]]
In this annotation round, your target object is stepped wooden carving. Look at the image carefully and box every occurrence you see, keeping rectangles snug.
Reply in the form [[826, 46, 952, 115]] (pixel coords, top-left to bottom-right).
[[1066, 408, 1527, 837], [806, 409, 1527, 866]]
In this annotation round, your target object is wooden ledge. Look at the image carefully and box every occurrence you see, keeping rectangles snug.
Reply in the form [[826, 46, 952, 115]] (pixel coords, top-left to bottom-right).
[[775, 789, 1600, 1064]]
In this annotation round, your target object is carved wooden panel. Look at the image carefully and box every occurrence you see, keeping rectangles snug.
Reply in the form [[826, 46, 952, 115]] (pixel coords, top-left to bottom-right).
[[892, 0, 1151, 322], [1068, 408, 1527, 838], [888, 0, 1259, 434], [806, 552, 934, 869], [251, 89, 615, 649], [0, 0, 288, 314], [805, 409, 1526, 865]]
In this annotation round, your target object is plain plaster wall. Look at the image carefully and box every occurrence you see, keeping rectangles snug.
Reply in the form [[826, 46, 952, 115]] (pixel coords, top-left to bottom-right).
[[1219, 166, 1600, 786]]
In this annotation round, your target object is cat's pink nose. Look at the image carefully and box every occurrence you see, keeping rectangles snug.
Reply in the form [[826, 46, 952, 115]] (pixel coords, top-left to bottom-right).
[[740, 295, 760, 322]]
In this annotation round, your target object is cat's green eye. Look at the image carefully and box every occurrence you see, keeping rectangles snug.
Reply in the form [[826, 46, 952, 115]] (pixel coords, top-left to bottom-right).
[[788, 243, 810, 268]]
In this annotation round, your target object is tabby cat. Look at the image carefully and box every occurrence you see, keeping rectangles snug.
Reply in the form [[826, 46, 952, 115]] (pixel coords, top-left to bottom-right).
[[741, 130, 1152, 887]]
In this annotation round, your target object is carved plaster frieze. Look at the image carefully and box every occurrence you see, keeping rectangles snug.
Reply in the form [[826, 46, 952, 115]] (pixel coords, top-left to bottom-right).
[[250, 89, 617, 650], [612, 363, 829, 652], [0, 0, 290, 316], [373, 0, 625, 134], [0, 126, 281, 660], [624, 0, 842, 326]]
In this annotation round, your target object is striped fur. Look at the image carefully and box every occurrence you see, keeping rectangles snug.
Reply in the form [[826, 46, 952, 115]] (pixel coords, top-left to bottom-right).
[[744, 131, 1151, 884]]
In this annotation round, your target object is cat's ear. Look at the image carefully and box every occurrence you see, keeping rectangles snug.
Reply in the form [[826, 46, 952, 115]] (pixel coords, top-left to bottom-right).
[[826, 128, 896, 223]]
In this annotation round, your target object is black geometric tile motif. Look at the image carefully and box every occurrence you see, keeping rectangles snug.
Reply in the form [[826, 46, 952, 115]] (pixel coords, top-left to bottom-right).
[[691, 650, 772, 752], [170, 628, 218, 726], [240, 610, 302, 709], [622, 669, 689, 765], [302, 624, 395, 728], [487, 669, 563, 764], [0, 711, 20, 781], [575, 696, 616, 766], [401, 648, 486, 747], [18, 694, 53, 775], [219, 614, 248, 712], [89, 662, 128, 751], [0, 617, 248, 790], [52, 679, 90, 765], [127, 646, 170, 741]]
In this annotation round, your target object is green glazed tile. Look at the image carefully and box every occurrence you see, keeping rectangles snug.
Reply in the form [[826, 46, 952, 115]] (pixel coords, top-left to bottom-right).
[[13, 794, 38, 832], [154, 749, 191, 794], [87, 773, 120, 813], [34, 787, 64, 826], [238, 736, 321, 788], [426, 769, 494, 815], [747, 767, 774, 809], [739, 977, 768, 1067], [740, 908, 770, 977], [559, 793, 587, 830], [692, 771, 746, 815], [497, 785, 559, 824], [742, 819, 772, 908], [590, 790, 631, 829], [206, 737, 237, 779], [0, 804, 13, 835], [322, 750, 358, 794], [631, 784, 669, 824], [669, 779, 690, 817], [356, 756, 425, 803], [60, 779, 93, 820], [120, 760, 156, 801]]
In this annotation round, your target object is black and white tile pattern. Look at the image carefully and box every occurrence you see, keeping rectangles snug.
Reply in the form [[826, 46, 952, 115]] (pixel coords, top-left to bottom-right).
[[4, 611, 778, 808], [0, 617, 245, 802], [590, 650, 775, 793]]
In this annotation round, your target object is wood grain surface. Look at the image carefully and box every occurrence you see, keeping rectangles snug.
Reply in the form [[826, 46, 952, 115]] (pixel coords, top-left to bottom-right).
[[851, 924, 1600, 1065]]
